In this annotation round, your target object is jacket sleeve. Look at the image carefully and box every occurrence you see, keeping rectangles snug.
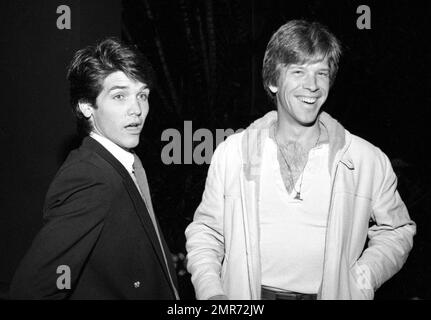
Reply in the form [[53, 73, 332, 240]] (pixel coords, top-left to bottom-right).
[[185, 141, 228, 300], [9, 161, 111, 299], [357, 149, 416, 291]]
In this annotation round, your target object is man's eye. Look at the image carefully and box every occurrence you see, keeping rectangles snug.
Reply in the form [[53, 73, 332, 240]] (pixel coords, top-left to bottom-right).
[[114, 94, 125, 100], [293, 70, 303, 75], [318, 72, 329, 77], [138, 93, 149, 100]]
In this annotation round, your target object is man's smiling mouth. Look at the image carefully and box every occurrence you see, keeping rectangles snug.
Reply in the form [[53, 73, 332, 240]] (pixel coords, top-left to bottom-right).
[[298, 96, 318, 104]]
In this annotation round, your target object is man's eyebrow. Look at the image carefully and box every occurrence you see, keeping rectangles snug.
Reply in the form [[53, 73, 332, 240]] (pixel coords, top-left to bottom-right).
[[108, 84, 148, 92], [108, 85, 129, 92], [288, 64, 304, 68]]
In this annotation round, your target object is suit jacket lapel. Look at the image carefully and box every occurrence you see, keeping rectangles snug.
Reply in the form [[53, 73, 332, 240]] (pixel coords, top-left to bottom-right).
[[81, 137, 175, 290], [156, 220, 179, 287]]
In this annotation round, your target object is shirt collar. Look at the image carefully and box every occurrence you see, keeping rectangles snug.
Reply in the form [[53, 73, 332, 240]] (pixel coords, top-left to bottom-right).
[[89, 132, 135, 174]]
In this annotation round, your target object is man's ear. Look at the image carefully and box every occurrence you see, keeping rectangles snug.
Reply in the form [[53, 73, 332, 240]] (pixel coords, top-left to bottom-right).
[[78, 101, 93, 118], [268, 85, 278, 94]]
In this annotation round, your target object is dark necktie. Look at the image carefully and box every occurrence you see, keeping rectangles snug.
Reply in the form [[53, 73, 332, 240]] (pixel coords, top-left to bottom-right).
[[132, 154, 158, 232], [132, 153, 180, 300]]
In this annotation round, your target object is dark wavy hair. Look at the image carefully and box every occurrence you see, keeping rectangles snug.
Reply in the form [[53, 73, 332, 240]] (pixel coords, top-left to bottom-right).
[[67, 37, 154, 135], [262, 20, 342, 103]]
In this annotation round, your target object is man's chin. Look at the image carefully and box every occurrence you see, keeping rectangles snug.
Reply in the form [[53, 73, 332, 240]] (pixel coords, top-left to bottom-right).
[[118, 138, 140, 151], [297, 112, 319, 127]]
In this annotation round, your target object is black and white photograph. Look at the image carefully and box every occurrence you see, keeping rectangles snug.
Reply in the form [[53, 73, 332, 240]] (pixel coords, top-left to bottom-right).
[[0, 0, 429, 310]]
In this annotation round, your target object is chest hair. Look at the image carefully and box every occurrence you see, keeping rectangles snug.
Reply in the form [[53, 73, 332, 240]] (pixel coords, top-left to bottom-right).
[[276, 142, 311, 194]]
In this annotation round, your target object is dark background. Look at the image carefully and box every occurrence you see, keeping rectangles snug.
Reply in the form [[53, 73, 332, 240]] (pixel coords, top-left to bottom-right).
[[0, 0, 430, 300]]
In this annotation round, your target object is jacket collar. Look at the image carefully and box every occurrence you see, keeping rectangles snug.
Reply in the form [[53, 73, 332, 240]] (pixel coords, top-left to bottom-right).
[[318, 112, 354, 173], [241, 110, 353, 180], [80, 136, 179, 294], [89, 132, 135, 175]]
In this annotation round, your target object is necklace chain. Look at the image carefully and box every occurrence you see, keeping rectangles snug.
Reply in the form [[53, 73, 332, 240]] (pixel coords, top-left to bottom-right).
[[274, 126, 321, 201]]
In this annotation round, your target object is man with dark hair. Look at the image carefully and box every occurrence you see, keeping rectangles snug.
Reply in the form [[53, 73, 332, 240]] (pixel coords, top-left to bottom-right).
[[10, 38, 179, 299], [185, 20, 416, 300]]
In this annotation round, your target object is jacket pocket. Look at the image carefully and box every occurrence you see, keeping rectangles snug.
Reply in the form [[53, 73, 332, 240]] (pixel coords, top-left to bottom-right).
[[332, 192, 372, 263]]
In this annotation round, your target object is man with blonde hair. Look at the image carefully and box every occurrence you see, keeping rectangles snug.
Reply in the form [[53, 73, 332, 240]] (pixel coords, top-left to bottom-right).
[[185, 20, 415, 300]]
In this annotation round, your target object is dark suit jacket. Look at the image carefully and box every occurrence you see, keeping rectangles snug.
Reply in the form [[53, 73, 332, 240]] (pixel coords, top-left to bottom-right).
[[9, 137, 178, 299]]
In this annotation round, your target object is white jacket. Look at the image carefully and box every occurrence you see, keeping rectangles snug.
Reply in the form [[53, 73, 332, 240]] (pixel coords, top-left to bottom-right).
[[185, 111, 416, 300]]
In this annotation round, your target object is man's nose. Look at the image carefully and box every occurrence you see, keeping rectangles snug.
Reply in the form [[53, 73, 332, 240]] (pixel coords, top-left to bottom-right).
[[128, 98, 142, 116], [303, 74, 318, 91]]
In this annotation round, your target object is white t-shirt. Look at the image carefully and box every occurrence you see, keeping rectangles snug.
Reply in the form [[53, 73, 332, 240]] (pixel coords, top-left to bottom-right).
[[259, 137, 331, 294]]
